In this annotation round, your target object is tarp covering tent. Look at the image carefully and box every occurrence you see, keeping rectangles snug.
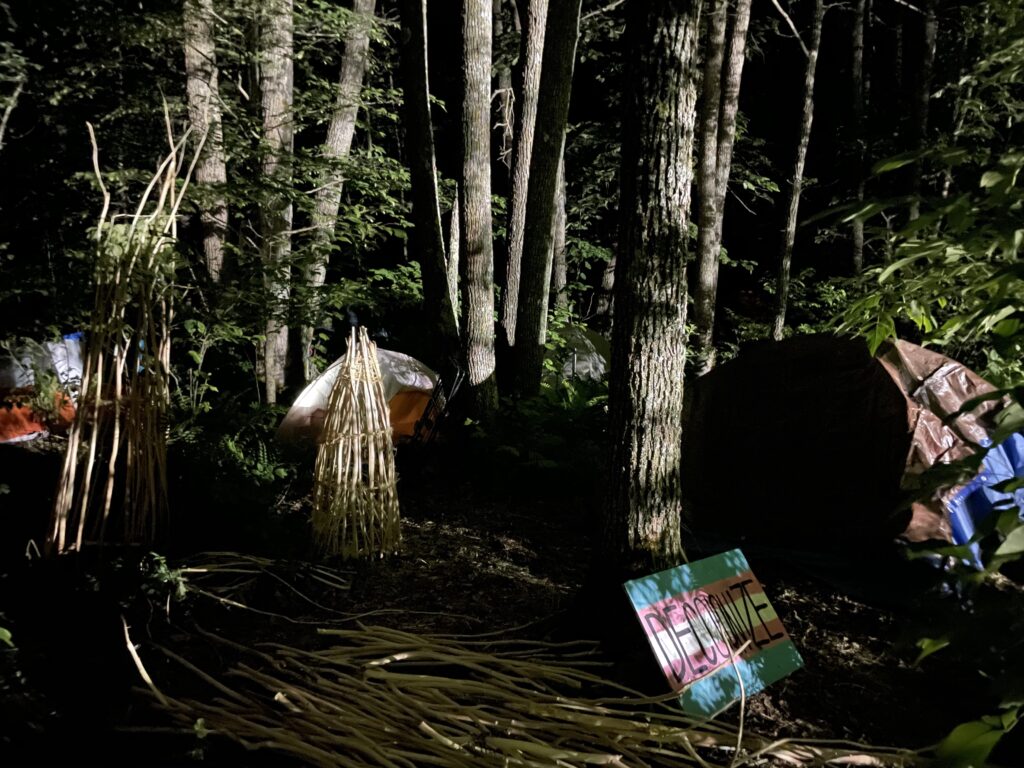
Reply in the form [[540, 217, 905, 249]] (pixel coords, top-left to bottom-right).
[[683, 335, 1022, 557], [0, 333, 83, 444], [277, 348, 438, 444]]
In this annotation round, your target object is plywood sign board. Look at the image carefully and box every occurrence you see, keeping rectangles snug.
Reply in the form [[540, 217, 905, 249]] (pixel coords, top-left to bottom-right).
[[624, 549, 803, 719]]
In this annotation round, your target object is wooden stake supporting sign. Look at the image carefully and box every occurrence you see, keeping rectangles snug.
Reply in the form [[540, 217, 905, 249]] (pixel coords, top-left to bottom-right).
[[624, 549, 803, 718]]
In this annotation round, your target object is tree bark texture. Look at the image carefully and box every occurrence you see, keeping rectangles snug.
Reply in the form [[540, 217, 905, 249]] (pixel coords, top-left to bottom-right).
[[692, 0, 751, 375], [398, 0, 460, 378], [494, 0, 515, 171], [460, 0, 499, 418], [500, 0, 548, 348], [550, 152, 567, 312], [908, 0, 936, 222], [771, 0, 823, 342], [511, 0, 582, 397], [301, 0, 376, 381], [606, 0, 700, 570], [183, 0, 228, 282], [259, 0, 295, 404]]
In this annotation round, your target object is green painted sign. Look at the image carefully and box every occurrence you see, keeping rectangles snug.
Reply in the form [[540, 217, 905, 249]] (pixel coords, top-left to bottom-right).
[[624, 549, 803, 718]]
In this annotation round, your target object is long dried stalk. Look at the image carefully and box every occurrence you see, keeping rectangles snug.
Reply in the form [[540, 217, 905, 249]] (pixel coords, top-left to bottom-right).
[[142, 625, 924, 768], [47, 116, 203, 554], [311, 327, 400, 558]]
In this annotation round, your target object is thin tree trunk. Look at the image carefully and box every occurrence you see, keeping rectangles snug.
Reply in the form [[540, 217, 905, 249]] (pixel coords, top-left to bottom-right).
[[691, 0, 729, 375], [511, 0, 582, 397], [259, 0, 295, 404], [183, 0, 228, 282], [771, 0, 823, 342], [301, 0, 375, 381], [398, 0, 460, 378], [494, 0, 515, 171], [851, 0, 868, 272], [501, 0, 548, 349], [460, 0, 499, 418], [594, 254, 615, 324], [447, 189, 461, 320], [550, 152, 568, 312], [908, 0, 936, 222], [606, 0, 700, 571]]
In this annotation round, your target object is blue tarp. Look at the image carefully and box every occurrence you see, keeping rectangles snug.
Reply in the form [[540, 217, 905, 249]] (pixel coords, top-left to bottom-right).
[[947, 433, 1024, 566]]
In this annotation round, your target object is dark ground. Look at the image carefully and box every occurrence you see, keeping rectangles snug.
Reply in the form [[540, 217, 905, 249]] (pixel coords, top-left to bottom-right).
[[1, 436, 1023, 766]]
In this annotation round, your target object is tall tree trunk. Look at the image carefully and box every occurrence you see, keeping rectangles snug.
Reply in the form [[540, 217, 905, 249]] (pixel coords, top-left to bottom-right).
[[594, 254, 615, 325], [908, 0, 936, 222], [259, 0, 295, 404], [692, 0, 749, 376], [550, 152, 568, 312], [398, 0, 460, 378], [300, 0, 375, 381], [500, 0, 548, 349], [183, 0, 228, 282], [771, 0, 823, 342], [851, 0, 869, 272], [511, 0, 582, 397], [605, 0, 700, 571], [447, 189, 461, 323], [460, 0, 499, 418]]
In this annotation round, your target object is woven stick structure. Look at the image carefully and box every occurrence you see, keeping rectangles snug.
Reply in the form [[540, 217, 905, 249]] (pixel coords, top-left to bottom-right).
[[311, 327, 400, 558], [48, 117, 203, 554]]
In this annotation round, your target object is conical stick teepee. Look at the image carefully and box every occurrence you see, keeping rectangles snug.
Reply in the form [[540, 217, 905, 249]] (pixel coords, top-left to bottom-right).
[[311, 327, 401, 558]]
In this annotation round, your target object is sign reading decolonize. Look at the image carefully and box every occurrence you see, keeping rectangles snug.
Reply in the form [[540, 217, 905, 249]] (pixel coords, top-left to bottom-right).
[[624, 549, 803, 718]]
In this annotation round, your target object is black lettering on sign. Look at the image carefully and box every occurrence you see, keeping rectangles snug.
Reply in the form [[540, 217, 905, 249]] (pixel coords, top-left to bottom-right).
[[666, 603, 704, 681], [729, 579, 767, 647], [682, 599, 716, 668], [644, 611, 685, 684], [709, 590, 747, 646], [693, 593, 731, 658]]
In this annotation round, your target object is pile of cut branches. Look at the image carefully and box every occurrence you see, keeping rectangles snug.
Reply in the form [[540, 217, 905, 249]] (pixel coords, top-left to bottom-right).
[[139, 625, 920, 767]]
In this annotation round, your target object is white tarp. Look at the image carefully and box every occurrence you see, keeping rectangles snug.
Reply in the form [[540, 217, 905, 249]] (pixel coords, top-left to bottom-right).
[[277, 348, 437, 442]]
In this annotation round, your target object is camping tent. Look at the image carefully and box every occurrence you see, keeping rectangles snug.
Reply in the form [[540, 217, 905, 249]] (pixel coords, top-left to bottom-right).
[[277, 348, 438, 444], [0, 333, 83, 444], [683, 335, 1022, 559]]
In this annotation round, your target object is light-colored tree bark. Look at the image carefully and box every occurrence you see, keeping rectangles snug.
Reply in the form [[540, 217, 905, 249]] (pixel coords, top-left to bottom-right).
[[398, 0, 460, 377], [494, 0, 515, 171], [301, 0, 376, 381], [259, 0, 295, 404], [606, 0, 700, 571], [183, 0, 228, 282], [460, 0, 499, 418], [771, 0, 824, 342], [550, 152, 568, 312], [688, 0, 753, 376], [511, 0, 582, 397], [500, 0, 548, 349]]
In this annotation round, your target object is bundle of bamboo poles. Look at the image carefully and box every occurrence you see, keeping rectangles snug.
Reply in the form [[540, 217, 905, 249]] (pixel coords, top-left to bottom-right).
[[138, 625, 921, 768], [311, 327, 400, 558], [48, 117, 202, 554]]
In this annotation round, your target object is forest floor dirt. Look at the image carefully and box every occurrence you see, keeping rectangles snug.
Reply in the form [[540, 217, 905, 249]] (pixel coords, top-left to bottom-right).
[[1, 439, 1022, 766]]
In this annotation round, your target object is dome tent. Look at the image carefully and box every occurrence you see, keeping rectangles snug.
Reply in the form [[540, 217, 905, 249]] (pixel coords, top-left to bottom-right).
[[277, 348, 438, 445]]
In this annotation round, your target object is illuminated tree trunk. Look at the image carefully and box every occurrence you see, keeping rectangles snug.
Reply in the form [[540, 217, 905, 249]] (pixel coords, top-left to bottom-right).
[[606, 0, 700, 570], [511, 0, 582, 397], [183, 0, 228, 282], [550, 153, 568, 312], [500, 0, 547, 349], [398, 0, 460, 377], [771, 0, 823, 342], [301, 0, 375, 381], [692, 0, 752, 374], [259, 0, 294, 404], [851, 0, 870, 272], [460, 0, 499, 418]]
